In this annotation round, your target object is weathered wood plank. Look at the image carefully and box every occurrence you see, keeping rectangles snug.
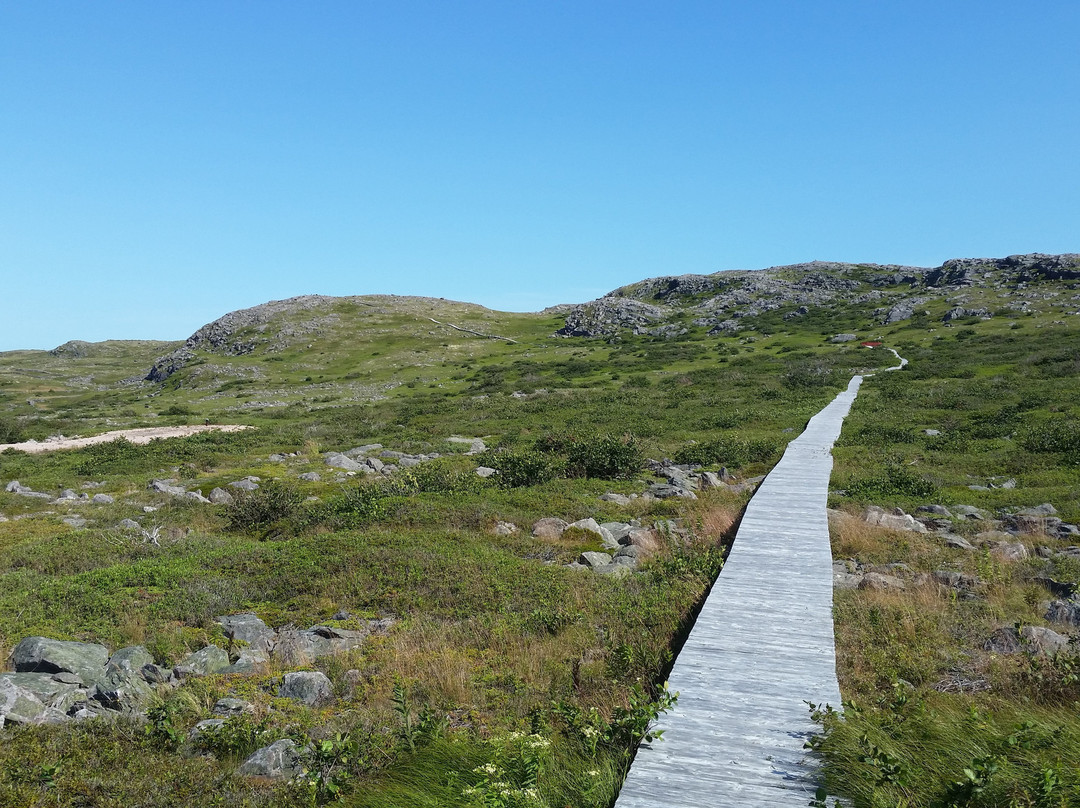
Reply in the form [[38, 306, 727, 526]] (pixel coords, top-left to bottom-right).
[[615, 375, 866, 807]]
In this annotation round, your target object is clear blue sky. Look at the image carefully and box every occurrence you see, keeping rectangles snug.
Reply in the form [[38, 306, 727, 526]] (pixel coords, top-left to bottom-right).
[[2, 1, 1077, 350]]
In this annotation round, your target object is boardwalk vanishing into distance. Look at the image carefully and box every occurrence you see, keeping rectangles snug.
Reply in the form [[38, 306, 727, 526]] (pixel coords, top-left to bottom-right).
[[615, 364, 892, 807]]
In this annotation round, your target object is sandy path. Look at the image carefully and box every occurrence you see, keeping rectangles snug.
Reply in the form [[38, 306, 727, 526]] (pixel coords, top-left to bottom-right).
[[0, 424, 253, 454]]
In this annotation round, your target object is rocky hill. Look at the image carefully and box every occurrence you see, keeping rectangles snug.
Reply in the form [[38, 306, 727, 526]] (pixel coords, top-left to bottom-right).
[[555, 253, 1080, 338]]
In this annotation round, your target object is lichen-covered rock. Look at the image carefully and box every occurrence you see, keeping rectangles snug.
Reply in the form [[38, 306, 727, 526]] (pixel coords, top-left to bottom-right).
[[175, 646, 231, 677], [216, 613, 277, 652], [238, 738, 303, 780], [12, 637, 109, 683], [279, 671, 332, 705]]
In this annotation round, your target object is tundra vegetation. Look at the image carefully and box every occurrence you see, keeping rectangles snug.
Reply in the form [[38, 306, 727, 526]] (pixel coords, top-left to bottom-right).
[[0, 257, 1079, 806]]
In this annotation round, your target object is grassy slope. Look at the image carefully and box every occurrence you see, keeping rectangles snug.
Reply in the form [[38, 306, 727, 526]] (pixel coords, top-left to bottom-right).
[[0, 280, 1078, 806]]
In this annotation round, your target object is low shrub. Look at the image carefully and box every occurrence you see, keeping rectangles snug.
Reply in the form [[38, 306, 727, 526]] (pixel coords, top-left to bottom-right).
[[843, 462, 936, 499], [674, 434, 778, 467], [476, 448, 561, 488], [225, 480, 305, 531]]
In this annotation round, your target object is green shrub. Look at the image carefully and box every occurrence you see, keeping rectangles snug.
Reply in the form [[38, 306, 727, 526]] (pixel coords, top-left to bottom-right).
[[674, 434, 778, 467], [563, 433, 644, 479], [158, 405, 194, 416], [1019, 420, 1080, 456], [225, 480, 305, 531], [844, 462, 936, 499], [477, 448, 561, 488], [0, 415, 21, 443]]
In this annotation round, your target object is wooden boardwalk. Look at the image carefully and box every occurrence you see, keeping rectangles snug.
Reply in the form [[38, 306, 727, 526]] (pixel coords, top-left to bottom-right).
[[615, 374, 868, 807]]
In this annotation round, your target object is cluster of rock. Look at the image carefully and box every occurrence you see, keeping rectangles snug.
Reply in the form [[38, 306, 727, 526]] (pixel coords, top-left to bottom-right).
[[4, 480, 113, 506], [323, 437, 488, 478], [530, 516, 673, 579], [0, 612, 392, 730], [148, 476, 263, 506], [643, 460, 763, 500], [833, 501, 1080, 663], [552, 254, 1080, 339]]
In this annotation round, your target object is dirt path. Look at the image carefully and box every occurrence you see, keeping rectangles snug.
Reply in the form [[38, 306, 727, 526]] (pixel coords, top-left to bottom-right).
[[0, 424, 253, 455]]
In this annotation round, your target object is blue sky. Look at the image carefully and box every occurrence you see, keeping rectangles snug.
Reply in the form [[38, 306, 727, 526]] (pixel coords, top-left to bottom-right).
[[1, 1, 1077, 350]]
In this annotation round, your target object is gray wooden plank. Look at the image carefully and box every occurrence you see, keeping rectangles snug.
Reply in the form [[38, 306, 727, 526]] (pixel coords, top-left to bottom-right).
[[614, 374, 869, 807]]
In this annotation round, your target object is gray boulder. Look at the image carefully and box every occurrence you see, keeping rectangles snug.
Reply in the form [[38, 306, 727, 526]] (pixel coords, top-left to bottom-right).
[[858, 572, 906, 592], [647, 483, 697, 500], [475, 466, 498, 478], [568, 518, 617, 549], [944, 535, 976, 551], [863, 506, 928, 533], [494, 521, 518, 536], [279, 671, 332, 705], [990, 542, 1028, 562], [1045, 600, 1080, 626], [107, 646, 154, 674], [175, 645, 231, 677], [238, 739, 303, 780], [213, 697, 254, 717], [578, 551, 613, 568], [532, 518, 568, 539], [917, 505, 953, 517], [1021, 625, 1069, 655], [91, 494, 114, 504], [951, 505, 990, 520], [188, 718, 227, 741], [12, 637, 109, 683], [270, 625, 368, 667], [0, 677, 65, 728], [222, 648, 270, 675], [209, 487, 235, 505], [90, 667, 155, 714], [216, 613, 277, 653], [600, 492, 632, 506], [0, 672, 87, 715], [229, 479, 259, 491], [593, 564, 632, 579], [324, 453, 363, 471], [117, 518, 141, 530], [298, 472, 321, 482], [149, 479, 188, 497], [830, 333, 858, 343]]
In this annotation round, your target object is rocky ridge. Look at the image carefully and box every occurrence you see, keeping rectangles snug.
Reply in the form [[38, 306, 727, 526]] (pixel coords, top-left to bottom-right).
[[555, 253, 1080, 338]]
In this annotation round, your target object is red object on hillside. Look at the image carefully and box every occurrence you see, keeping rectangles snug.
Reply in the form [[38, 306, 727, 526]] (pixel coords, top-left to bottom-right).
[[860, 341, 883, 348]]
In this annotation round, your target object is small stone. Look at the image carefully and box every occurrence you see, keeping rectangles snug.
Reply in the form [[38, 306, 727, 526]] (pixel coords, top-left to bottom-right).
[[494, 521, 518, 535], [91, 494, 114, 504], [600, 492, 632, 506], [298, 472, 321, 482], [228, 479, 259, 491], [117, 518, 141, 530], [475, 466, 498, 478]]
